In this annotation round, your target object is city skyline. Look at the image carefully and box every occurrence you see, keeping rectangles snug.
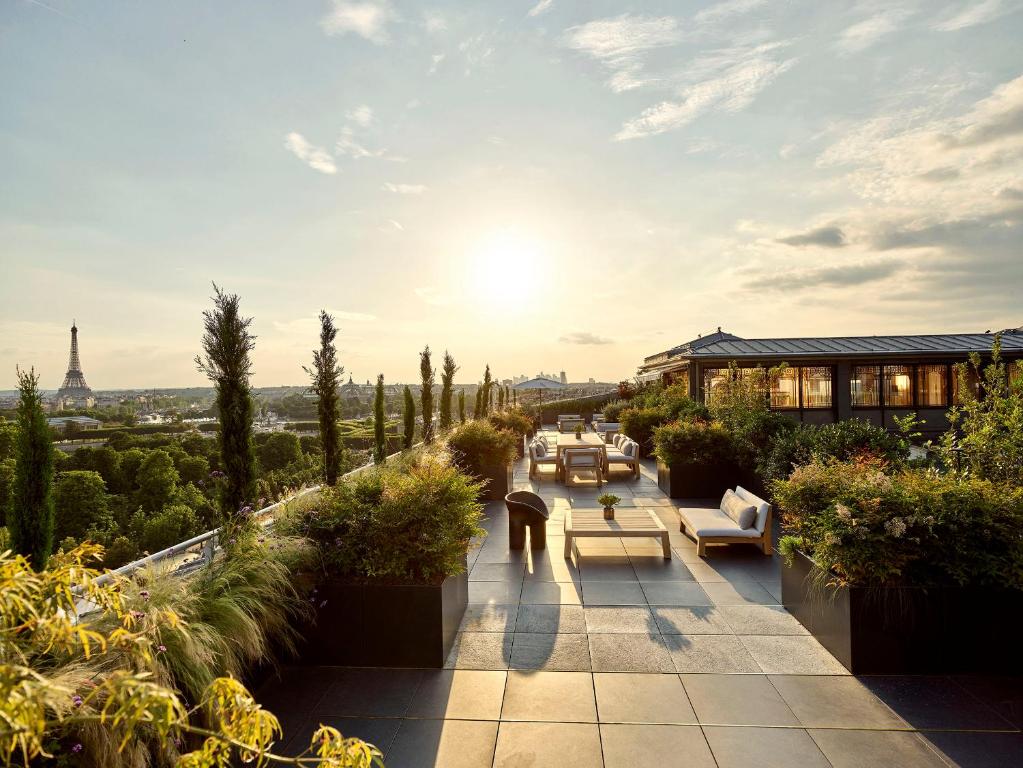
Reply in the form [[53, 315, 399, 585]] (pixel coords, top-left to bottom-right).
[[2, 1, 1022, 388]]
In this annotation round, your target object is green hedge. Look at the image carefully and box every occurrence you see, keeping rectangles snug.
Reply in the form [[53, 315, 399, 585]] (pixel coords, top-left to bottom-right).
[[58, 424, 190, 441], [532, 393, 617, 424]]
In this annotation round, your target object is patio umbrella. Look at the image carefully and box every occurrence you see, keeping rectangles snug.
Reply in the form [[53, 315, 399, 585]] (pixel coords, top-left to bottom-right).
[[513, 377, 566, 424]]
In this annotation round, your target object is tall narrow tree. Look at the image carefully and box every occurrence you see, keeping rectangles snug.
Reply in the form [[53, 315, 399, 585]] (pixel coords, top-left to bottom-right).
[[10, 367, 54, 569], [195, 285, 256, 518], [458, 390, 466, 423], [497, 385, 505, 409], [402, 385, 416, 450], [304, 311, 343, 485], [512, 388, 517, 406], [473, 388, 483, 418], [373, 374, 386, 463], [439, 351, 458, 432], [481, 365, 493, 416], [420, 346, 435, 443]]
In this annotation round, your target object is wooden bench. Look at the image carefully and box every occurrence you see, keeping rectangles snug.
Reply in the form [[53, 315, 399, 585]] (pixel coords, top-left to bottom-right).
[[564, 508, 670, 560]]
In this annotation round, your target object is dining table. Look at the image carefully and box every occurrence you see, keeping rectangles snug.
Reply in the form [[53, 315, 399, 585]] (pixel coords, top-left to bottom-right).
[[554, 431, 608, 480]]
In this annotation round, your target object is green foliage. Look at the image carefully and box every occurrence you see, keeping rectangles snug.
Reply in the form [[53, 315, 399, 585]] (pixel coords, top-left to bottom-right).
[[481, 365, 492, 417], [402, 386, 416, 450], [54, 470, 111, 543], [597, 493, 620, 508], [473, 388, 483, 418], [89, 446, 124, 491], [0, 419, 17, 462], [135, 449, 180, 513], [439, 351, 458, 432], [103, 535, 139, 569], [619, 407, 668, 456], [939, 335, 1023, 484], [177, 454, 210, 485], [0, 458, 14, 527], [653, 419, 734, 467], [305, 311, 344, 486], [279, 449, 484, 584], [707, 364, 792, 472], [10, 367, 54, 569], [488, 408, 532, 437], [772, 458, 1023, 589], [134, 503, 201, 554], [446, 419, 518, 483], [459, 389, 466, 423], [373, 374, 386, 464], [420, 346, 435, 444], [255, 432, 303, 473], [195, 284, 257, 518], [533, 392, 622, 424], [601, 399, 629, 422]]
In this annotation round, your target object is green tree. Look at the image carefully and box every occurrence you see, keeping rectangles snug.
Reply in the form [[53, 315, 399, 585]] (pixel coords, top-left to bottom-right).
[[177, 454, 210, 485], [402, 385, 416, 450], [420, 345, 435, 444], [497, 385, 505, 409], [0, 418, 18, 462], [482, 365, 493, 417], [439, 351, 458, 432], [136, 449, 180, 513], [138, 503, 200, 553], [373, 374, 386, 464], [117, 447, 147, 493], [473, 388, 483, 418], [89, 446, 123, 492], [195, 284, 257, 517], [256, 431, 302, 473], [459, 389, 466, 423], [305, 310, 344, 485], [54, 470, 111, 543], [10, 367, 54, 569], [0, 457, 15, 527]]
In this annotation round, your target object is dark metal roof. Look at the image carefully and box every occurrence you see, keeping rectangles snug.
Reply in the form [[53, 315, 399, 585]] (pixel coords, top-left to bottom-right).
[[650, 329, 1023, 362]]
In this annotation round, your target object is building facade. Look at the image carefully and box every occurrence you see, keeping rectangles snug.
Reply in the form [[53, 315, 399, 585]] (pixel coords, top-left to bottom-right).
[[638, 328, 1023, 438]]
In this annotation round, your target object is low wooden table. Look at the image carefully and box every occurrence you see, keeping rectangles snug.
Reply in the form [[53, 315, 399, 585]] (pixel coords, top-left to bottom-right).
[[564, 508, 670, 560]]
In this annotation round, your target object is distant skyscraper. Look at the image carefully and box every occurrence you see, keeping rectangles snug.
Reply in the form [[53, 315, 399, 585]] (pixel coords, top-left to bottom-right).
[[56, 321, 94, 408], [560, 371, 567, 385]]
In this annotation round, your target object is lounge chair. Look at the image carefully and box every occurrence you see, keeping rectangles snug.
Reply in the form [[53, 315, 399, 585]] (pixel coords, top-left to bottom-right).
[[505, 491, 550, 550], [528, 441, 561, 481], [557, 414, 584, 433], [605, 438, 640, 478], [678, 486, 773, 556], [593, 421, 621, 443]]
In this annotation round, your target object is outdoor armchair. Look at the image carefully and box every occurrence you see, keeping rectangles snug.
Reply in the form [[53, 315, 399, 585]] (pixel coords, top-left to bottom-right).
[[505, 491, 550, 550]]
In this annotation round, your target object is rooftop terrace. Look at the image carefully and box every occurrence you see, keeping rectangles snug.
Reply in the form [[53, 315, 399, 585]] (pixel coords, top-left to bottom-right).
[[256, 429, 1023, 768]]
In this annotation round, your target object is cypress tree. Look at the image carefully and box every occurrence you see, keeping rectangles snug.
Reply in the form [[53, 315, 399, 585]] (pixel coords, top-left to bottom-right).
[[373, 374, 386, 463], [473, 388, 482, 418], [458, 390, 466, 423], [482, 365, 493, 416], [304, 311, 343, 485], [512, 388, 517, 406], [195, 285, 257, 518], [498, 385, 505, 409], [420, 346, 435, 444], [439, 351, 458, 432], [402, 385, 416, 450], [10, 367, 54, 569]]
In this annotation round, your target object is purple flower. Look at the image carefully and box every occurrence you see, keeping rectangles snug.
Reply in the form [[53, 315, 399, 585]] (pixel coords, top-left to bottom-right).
[[71, 694, 83, 707], [139, 589, 150, 601], [239, 505, 253, 516], [157, 644, 167, 653], [334, 537, 342, 547], [71, 743, 83, 754], [130, 610, 146, 621]]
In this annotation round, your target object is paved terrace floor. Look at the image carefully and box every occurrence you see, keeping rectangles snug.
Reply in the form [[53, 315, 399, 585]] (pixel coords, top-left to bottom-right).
[[257, 429, 1023, 767]]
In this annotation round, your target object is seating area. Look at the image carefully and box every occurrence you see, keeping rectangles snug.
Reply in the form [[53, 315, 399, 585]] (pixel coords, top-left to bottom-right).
[[256, 429, 1023, 767], [528, 427, 641, 486]]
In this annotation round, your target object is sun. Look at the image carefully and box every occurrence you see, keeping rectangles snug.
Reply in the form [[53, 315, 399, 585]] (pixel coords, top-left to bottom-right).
[[467, 231, 542, 307]]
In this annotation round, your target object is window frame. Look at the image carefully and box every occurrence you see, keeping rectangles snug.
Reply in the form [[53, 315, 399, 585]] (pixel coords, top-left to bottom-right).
[[851, 362, 952, 410]]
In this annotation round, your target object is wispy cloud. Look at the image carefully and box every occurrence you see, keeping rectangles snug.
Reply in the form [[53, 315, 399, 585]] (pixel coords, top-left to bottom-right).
[[745, 260, 903, 291], [836, 8, 914, 55], [320, 0, 395, 44], [559, 331, 614, 345], [346, 104, 374, 127], [429, 53, 445, 74], [693, 0, 767, 26], [776, 226, 847, 247], [382, 182, 427, 194], [528, 0, 554, 18], [423, 10, 447, 34], [283, 132, 337, 174], [933, 0, 1019, 32], [562, 14, 682, 92]]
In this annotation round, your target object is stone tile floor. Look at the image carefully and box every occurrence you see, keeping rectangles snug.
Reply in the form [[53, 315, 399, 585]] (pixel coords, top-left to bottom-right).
[[258, 431, 1023, 767]]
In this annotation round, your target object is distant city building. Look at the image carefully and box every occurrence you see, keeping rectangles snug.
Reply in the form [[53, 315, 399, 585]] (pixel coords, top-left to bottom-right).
[[54, 321, 95, 409], [560, 371, 568, 385], [47, 415, 101, 434]]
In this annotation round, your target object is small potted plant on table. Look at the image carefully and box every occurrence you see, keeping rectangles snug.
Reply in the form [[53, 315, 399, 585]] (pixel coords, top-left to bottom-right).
[[574, 424, 584, 440], [598, 492, 621, 520]]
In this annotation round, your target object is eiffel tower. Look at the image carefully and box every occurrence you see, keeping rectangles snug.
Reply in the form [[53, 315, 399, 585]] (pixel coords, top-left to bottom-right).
[[56, 320, 93, 406]]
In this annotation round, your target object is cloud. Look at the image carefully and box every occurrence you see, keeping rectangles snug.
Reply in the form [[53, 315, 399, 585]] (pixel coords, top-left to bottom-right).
[[836, 8, 914, 55], [776, 226, 847, 247], [429, 52, 445, 74], [939, 75, 1023, 148], [996, 186, 1023, 200], [693, 0, 767, 26], [916, 166, 961, 182], [320, 1, 395, 44], [346, 104, 373, 127], [382, 182, 427, 194], [283, 132, 337, 174], [559, 331, 614, 345], [871, 206, 1023, 250], [336, 127, 389, 159], [423, 10, 447, 34], [933, 0, 1019, 32], [562, 14, 682, 93], [744, 260, 904, 291], [615, 42, 796, 140], [528, 0, 554, 18], [458, 32, 495, 75]]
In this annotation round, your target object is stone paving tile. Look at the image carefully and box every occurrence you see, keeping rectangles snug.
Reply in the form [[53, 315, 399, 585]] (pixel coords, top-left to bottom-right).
[[652, 606, 734, 635], [514, 604, 586, 633], [583, 606, 657, 633], [953, 675, 1023, 729], [641, 581, 714, 606], [468, 581, 522, 605], [718, 605, 808, 635], [681, 674, 800, 726], [860, 676, 1018, 731], [444, 632, 513, 670], [664, 634, 762, 674], [600, 724, 716, 768], [406, 670, 507, 720], [922, 731, 1023, 768], [492, 722, 602, 768], [739, 635, 849, 675], [703, 725, 831, 768], [810, 729, 949, 768], [501, 671, 597, 722], [458, 604, 518, 633], [469, 562, 527, 581], [587, 633, 676, 673], [282, 717, 401, 758], [702, 580, 778, 606], [629, 559, 696, 581], [581, 581, 648, 605], [593, 673, 696, 724], [508, 632, 592, 671], [520, 580, 583, 605], [386, 719, 499, 768], [314, 668, 425, 718], [770, 675, 908, 729]]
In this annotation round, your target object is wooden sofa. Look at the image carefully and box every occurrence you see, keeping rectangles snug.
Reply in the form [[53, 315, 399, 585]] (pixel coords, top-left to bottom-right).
[[678, 486, 773, 556]]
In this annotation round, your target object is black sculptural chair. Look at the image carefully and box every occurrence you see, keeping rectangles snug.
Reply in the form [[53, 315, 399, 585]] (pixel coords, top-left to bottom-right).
[[504, 491, 550, 550]]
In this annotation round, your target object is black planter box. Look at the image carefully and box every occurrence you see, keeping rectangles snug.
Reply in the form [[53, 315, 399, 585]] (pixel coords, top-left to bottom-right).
[[656, 458, 737, 499], [478, 462, 513, 501], [298, 562, 468, 668], [782, 549, 1023, 674]]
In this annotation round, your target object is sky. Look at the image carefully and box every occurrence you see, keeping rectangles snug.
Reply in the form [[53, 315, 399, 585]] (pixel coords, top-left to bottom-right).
[[1, 0, 1022, 389]]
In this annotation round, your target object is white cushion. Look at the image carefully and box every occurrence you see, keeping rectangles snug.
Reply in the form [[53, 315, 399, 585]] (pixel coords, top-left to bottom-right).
[[622, 441, 637, 458], [613, 433, 625, 448], [564, 449, 599, 467], [605, 449, 630, 463], [734, 485, 771, 534], [679, 507, 762, 538], [532, 442, 546, 458], [720, 489, 756, 530]]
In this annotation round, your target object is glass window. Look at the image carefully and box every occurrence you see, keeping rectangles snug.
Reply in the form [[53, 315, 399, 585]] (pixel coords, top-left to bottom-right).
[[884, 365, 913, 407], [952, 365, 981, 404], [702, 368, 729, 406], [850, 365, 881, 407], [771, 367, 798, 409], [801, 366, 833, 408], [916, 365, 948, 406]]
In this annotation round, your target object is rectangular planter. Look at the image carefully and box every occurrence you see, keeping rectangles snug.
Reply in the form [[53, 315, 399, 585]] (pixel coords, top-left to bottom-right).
[[656, 458, 737, 499], [782, 549, 1023, 674], [298, 561, 468, 668], [478, 462, 513, 501]]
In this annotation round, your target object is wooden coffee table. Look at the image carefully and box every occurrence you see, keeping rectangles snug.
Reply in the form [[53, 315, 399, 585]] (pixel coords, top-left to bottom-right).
[[564, 508, 670, 560]]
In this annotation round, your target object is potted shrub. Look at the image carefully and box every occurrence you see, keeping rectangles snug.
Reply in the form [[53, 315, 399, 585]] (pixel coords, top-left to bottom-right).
[[598, 493, 621, 521], [653, 418, 738, 498], [277, 449, 485, 667], [774, 458, 1023, 674], [447, 419, 518, 501], [574, 424, 584, 439], [489, 408, 533, 458]]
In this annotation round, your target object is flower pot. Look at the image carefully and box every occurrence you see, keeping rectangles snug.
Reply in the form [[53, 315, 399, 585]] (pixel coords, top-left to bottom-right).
[[603, 506, 615, 520]]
